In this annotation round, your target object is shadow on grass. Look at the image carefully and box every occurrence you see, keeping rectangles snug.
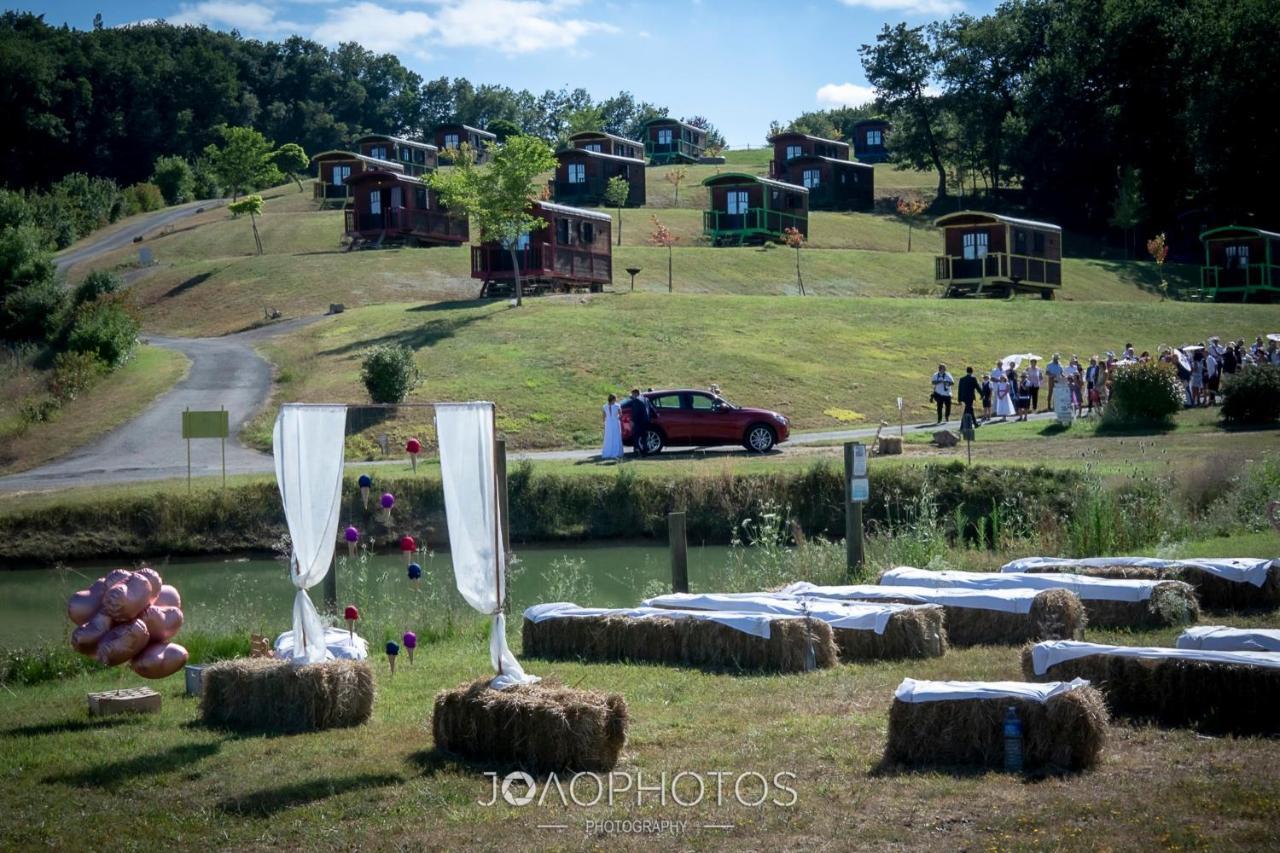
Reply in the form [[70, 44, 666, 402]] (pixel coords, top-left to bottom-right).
[[1093, 418, 1178, 437], [870, 758, 1085, 782], [408, 298, 494, 313], [571, 447, 784, 466], [2, 716, 141, 739], [216, 772, 403, 817], [406, 747, 588, 781], [318, 309, 493, 357], [43, 742, 221, 788], [163, 269, 217, 298]]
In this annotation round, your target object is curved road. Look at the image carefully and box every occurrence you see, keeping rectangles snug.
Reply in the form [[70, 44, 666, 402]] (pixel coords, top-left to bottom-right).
[[54, 198, 220, 274]]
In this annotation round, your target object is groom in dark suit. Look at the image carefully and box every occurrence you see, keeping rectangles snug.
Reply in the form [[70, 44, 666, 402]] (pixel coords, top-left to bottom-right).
[[624, 389, 653, 457], [957, 366, 979, 427]]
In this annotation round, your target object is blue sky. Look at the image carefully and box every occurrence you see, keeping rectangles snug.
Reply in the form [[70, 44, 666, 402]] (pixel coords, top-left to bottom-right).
[[14, 0, 995, 146]]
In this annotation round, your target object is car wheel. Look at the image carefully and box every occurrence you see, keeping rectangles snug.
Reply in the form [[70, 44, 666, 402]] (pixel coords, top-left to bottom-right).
[[744, 424, 776, 453], [640, 428, 664, 455]]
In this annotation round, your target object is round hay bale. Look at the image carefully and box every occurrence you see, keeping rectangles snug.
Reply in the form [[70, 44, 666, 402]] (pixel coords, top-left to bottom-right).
[[878, 436, 903, 455], [432, 678, 628, 773], [1027, 589, 1087, 642], [834, 606, 947, 661], [885, 686, 1107, 772], [940, 590, 1083, 646], [200, 658, 374, 733], [1078, 581, 1200, 629]]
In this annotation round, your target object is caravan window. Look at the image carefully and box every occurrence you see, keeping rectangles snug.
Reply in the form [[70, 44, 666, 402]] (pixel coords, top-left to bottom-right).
[[727, 190, 749, 215], [581, 221, 595, 243], [556, 217, 571, 244], [1225, 245, 1250, 269], [443, 133, 460, 149], [802, 169, 820, 189], [567, 163, 586, 184], [1033, 231, 1046, 254], [333, 165, 351, 186], [785, 145, 803, 160], [962, 231, 988, 260], [657, 128, 673, 145]]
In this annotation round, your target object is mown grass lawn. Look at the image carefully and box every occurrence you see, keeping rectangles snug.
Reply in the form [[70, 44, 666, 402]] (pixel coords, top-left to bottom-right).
[[246, 295, 1280, 451], [4, 614, 1279, 850], [0, 345, 189, 475]]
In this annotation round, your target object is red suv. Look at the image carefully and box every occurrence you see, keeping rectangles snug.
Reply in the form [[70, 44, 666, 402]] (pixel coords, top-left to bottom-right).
[[620, 389, 790, 454]]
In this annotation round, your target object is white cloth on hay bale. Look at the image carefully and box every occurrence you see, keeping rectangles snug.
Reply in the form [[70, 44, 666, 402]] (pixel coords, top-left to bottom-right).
[[1176, 626, 1280, 652], [895, 677, 1092, 704], [436, 402, 537, 690], [882, 566, 1163, 602], [1030, 640, 1280, 676], [642, 591, 927, 635], [1000, 555, 1277, 588], [273, 627, 369, 661], [273, 404, 347, 666], [782, 581, 1040, 614], [523, 602, 780, 639]]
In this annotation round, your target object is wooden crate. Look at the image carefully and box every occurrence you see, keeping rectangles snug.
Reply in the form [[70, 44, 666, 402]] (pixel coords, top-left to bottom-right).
[[87, 687, 161, 717]]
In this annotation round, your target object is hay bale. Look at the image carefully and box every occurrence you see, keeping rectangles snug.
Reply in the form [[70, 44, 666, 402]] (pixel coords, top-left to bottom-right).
[[1080, 580, 1200, 629], [522, 614, 837, 673], [878, 436, 903, 455], [200, 658, 374, 733], [1172, 564, 1280, 611], [939, 589, 1085, 647], [834, 606, 947, 661], [885, 683, 1108, 772], [1022, 645, 1280, 734], [1020, 563, 1163, 580], [432, 678, 627, 773]]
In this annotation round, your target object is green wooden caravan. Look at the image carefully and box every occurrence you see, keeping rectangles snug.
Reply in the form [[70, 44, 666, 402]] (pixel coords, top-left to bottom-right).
[[701, 173, 808, 246]]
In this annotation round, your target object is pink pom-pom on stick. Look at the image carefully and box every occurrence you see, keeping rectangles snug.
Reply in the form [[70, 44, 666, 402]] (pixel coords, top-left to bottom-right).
[[403, 631, 417, 664]]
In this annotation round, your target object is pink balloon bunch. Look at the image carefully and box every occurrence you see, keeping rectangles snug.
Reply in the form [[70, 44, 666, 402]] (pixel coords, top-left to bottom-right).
[[67, 567, 189, 679]]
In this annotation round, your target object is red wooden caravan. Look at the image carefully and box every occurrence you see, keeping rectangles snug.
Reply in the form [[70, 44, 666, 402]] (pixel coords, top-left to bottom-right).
[[343, 170, 468, 247], [551, 148, 646, 207], [354, 135, 438, 177], [851, 119, 891, 163], [933, 210, 1062, 298], [568, 130, 644, 161], [470, 201, 612, 295], [767, 132, 873, 211], [312, 151, 404, 201], [433, 124, 497, 164]]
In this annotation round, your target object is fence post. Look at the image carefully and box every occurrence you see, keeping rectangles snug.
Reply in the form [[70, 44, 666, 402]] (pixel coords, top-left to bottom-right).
[[496, 438, 511, 615], [844, 443, 866, 579], [669, 511, 688, 594]]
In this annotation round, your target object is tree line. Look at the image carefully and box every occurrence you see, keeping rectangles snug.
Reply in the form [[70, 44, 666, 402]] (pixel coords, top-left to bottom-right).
[[851, 0, 1280, 233], [0, 12, 721, 192]]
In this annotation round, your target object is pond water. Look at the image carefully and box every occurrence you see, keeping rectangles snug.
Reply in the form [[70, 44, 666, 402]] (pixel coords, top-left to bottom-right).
[[0, 542, 741, 650]]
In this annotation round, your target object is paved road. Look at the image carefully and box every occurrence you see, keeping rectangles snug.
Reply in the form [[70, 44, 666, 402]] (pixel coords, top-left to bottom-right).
[[54, 199, 220, 274], [0, 318, 324, 492]]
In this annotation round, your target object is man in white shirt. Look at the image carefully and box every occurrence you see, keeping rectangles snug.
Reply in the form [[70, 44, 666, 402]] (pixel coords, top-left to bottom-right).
[[1044, 354, 1064, 412], [931, 364, 955, 424], [1024, 359, 1043, 412], [1205, 351, 1219, 404]]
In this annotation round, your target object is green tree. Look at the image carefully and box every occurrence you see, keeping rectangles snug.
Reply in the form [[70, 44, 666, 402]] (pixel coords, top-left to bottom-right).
[[861, 23, 949, 198], [429, 136, 558, 307], [273, 143, 310, 192], [361, 343, 419, 404], [207, 126, 274, 200], [150, 156, 194, 205], [603, 176, 629, 247], [1110, 167, 1145, 259], [227, 194, 265, 255], [486, 118, 522, 142]]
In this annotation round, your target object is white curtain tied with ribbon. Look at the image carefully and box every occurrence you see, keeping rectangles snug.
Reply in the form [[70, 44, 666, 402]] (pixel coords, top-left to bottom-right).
[[273, 404, 348, 665], [435, 402, 537, 689]]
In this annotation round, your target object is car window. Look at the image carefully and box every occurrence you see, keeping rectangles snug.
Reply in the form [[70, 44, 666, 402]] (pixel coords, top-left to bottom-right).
[[689, 394, 716, 411], [650, 395, 681, 410]]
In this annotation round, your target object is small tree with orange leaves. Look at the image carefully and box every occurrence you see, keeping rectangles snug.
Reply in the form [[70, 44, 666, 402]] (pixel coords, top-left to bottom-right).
[[896, 194, 927, 252], [664, 166, 689, 206], [1147, 232, 1169, 300], [650, 215, 678, 292], [783, 226, 806, 295]]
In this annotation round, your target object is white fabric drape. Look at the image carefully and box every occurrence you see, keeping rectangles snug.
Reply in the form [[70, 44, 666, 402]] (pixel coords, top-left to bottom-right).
[[436, 402, 537, 689], [894, 677, 1092, 704], [273, 404, 348, 665]]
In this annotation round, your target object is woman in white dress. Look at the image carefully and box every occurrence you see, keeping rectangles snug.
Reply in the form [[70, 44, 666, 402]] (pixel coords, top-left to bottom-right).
[[601, 394, 623, 461], [993, 375, 1016, 419]]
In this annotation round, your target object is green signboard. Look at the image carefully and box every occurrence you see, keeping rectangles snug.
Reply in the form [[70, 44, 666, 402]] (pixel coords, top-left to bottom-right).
[[182, 410, 230, 439]]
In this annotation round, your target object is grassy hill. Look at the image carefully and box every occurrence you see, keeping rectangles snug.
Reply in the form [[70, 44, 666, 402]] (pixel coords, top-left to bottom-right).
[[245, 294, 1280, 452], [74, 181, 1199, 338]]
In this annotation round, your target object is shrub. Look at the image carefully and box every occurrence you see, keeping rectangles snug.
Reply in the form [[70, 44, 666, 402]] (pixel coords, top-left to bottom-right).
[[2, 278, 68, 342], [191, 156, 223, 199], [360, 343, 419, 404], [122, 181, 165, 215], [50, 350, 107, 401], [67, 296, 140, 367], [50, 172, 123, 237], [151, 155, 194, 204], [72, 269, 123, 306], [0, 223, 56, 297], [1103, 360, 1182, 425], [1220, 365, 1280, 425]]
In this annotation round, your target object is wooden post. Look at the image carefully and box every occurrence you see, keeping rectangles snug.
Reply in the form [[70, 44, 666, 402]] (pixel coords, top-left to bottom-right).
[[323, 553, 337, 614], [496, 437, 511, 616], [843, 443, 865, 578], [669, 511, 688, 594], [491, 409, 503, 676], [220, 406, 226, 490]]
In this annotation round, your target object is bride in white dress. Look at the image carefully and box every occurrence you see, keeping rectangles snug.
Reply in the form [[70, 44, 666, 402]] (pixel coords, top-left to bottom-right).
[[601, 394, 623, 460], [993, 375, 1016, 419]]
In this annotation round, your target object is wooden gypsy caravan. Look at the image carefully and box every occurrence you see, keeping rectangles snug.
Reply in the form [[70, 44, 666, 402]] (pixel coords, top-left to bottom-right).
[[639, 117, 706, 165], [568, 130, 644, 160], [702, 173, 808, 246], [1198, 225, 1280, 302], [354, 134, 438, 177], [851, 119, 890, 163], [551, 148, 646, 207], [433, 124, 497, 164], [470, 201, 612, 295], [767, 132, 873, 211], [312, 151, 403, 201], [933, 211, 1062, 298], [342, 170, 468, 248]]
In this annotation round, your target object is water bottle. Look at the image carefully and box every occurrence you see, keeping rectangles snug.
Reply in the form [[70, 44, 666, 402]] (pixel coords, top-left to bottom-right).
[[1003, 705, 1024, 773]]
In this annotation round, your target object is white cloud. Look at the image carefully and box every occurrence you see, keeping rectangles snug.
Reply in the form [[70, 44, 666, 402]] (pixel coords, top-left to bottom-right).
[[837, 0, 964, 15], [170, 1, 297, 32], [309, 0, 615, 57], [816, 82, 877, 108]]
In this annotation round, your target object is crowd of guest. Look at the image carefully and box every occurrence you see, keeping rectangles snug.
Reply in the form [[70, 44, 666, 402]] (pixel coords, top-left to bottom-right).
[[929, 334, 1280, 425]]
